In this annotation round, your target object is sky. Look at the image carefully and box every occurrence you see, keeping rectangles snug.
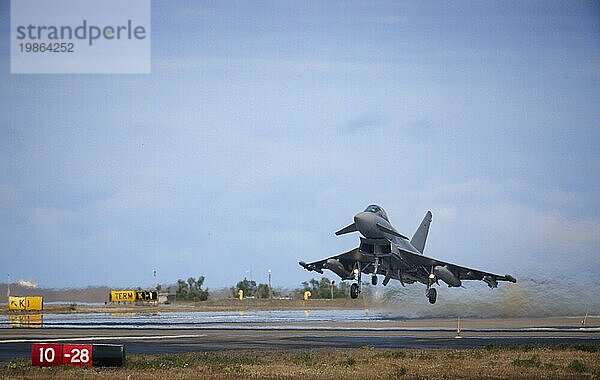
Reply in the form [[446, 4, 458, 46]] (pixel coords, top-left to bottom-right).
[[0, 1, 599, 295]]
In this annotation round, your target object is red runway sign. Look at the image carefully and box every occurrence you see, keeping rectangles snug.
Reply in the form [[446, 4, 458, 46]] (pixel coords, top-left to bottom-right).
[[61, 344, 93, 366], [31, 344, 63, 366], [32, 343, 124, 367]]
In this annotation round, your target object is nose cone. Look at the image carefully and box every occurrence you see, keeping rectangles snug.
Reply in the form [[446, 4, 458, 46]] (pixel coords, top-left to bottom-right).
[[354, 212, 376, 237], [354, 211, 371, 225]]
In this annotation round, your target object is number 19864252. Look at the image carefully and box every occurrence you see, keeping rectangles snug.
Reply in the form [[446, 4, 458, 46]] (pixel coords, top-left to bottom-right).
[[19, 42, 74, 53]]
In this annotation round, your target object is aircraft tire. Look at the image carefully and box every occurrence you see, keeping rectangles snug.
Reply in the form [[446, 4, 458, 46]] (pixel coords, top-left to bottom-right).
[[350, 283, 359, 299], [371, 275, 378, 286], [427, 288, 437, 304]]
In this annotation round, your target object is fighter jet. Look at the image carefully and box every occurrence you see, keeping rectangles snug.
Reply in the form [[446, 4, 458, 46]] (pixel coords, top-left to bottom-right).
[[299, 205, 516, 304]]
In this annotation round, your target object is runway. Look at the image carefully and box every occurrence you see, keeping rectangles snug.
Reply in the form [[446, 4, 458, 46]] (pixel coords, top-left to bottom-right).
[[1, 310, 598, 361]]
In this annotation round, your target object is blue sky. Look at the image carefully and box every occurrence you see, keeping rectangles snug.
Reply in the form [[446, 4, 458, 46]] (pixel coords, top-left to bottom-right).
[[0, 1, 599, 292]]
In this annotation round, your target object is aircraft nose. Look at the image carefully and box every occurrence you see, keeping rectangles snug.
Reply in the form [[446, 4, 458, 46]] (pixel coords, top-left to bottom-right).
[[353, 212, 373, 230]]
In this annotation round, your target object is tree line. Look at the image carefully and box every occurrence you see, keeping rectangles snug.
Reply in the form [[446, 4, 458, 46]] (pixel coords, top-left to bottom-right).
[[174, 275, 353, 301], [175, 276, 209, 301]]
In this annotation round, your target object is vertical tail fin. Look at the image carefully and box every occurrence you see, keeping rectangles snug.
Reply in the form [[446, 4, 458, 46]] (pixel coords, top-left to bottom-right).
[[410, 211, 432, 253]]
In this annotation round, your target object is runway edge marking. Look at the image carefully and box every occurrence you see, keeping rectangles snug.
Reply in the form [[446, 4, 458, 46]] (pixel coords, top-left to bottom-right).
[[0, 334, 205, 344]]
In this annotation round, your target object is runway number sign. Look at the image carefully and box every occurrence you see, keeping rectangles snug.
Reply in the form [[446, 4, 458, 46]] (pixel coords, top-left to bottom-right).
[[32, 344, 63, 366], [62, 344, 92, 366], [32, 343, 91, 367], [32, 343, 124, 367]]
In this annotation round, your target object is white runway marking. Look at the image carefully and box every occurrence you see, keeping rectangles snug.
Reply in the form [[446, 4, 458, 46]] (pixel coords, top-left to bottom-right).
[[0, 334, 205, 344]]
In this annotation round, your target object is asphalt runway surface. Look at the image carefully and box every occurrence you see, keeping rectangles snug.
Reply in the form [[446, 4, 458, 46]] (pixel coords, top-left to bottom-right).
[[1, 310, 598, 361]]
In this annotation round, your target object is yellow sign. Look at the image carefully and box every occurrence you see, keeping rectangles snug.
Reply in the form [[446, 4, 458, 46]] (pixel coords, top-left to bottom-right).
[[135, 291, 157, 301], [26, 296, 43, 311], [303, 290, 312, 300], [9, 314, 42, 328], [9, 296, 25, 310], [9, 296, 43, 311], [110, 290, 136, 302], [238, 289, 244, 300]]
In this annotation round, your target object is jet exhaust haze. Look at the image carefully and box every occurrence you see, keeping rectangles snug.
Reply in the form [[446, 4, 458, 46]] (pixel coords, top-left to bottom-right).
[[372, 274, 599, 318]]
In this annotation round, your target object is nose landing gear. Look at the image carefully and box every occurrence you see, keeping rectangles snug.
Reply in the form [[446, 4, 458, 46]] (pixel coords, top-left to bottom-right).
[[371, 257, 379, 286]]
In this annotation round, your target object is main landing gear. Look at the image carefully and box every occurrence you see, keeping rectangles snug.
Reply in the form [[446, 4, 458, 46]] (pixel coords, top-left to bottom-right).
[[426, 287, 437, 304], [426, 266, 437, 304], [350, 283, 360, 299], [350, 262, 362, 299]]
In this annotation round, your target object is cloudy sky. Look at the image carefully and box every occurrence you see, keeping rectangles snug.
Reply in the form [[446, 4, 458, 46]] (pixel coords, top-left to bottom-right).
[[0, 1, 598, 292]]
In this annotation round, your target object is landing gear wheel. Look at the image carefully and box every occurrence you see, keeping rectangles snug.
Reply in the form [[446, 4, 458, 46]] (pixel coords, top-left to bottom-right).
[[427, 288, 437, 304], [350, 283, 360, 299], [371, 275, 378, 286]]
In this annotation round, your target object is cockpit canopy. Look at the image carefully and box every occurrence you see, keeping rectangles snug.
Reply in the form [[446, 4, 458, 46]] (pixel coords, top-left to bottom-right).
[[364, 204, 389, 221]]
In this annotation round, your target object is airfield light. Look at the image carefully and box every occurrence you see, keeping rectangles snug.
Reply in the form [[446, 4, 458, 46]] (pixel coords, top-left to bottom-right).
[[268, 269, 272, 299]]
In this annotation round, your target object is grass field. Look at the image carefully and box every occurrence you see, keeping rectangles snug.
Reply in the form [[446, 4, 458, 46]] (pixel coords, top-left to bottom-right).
[[1, 344, 598, 379]]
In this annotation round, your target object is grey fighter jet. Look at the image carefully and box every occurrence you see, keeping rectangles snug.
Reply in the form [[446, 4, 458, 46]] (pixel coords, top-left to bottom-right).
[[299, 205, 516, 303]]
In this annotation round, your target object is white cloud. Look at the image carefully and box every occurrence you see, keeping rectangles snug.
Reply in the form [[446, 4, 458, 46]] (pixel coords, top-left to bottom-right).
[[86, 185, 179, 219], [431, 205, 458, 222], [403, 178, 600, 270], [29, 207, 75, 241], [420, 178, 529, 201], [421, 178, 597, 215], [468, 202, 600, 256]]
